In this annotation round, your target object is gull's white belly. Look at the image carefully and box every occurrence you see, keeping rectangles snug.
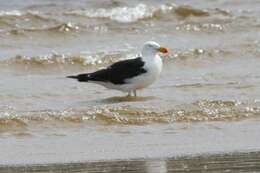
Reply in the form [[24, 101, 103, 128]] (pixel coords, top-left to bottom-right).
[[124, 71, 159, 90]]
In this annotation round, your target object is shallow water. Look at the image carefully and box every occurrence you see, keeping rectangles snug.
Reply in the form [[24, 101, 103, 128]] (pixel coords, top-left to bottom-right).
[[0, 0, 260, 166]]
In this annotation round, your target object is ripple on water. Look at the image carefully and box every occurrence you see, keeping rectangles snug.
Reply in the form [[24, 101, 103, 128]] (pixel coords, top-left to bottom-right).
[[0, 3, 235, 35], [0, 100, 259, 130], [0, 51, 130, 73], [0, 46, 234, 74]]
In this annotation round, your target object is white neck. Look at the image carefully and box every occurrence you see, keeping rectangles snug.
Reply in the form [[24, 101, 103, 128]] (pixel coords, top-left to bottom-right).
[[141, 50, 157, 61]]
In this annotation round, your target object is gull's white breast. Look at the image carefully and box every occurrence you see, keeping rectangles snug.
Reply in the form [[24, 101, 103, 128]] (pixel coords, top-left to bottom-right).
[[123, 55, 163, 91]]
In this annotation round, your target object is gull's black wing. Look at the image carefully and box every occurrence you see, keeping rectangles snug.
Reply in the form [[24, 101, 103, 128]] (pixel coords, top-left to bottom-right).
[[67, 57, 147, 84]]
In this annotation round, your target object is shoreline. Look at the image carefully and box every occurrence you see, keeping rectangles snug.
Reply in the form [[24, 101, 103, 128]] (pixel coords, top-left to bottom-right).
[[1, 119, 260, 166], [1, 151, 260, 173]]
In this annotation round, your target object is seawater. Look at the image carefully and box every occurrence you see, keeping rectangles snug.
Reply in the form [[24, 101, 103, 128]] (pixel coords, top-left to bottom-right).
[[0, 0, 260, 167]]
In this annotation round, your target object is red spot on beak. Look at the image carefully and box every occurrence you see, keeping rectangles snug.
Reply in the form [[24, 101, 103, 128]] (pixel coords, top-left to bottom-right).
[[158, 47, 168, 53]]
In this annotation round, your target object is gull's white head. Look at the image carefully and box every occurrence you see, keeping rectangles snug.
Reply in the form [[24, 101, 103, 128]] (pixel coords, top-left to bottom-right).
[[142, 41, 168, 57]]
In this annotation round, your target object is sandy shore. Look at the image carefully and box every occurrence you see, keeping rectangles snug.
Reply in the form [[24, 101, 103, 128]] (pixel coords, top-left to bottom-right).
[[1, 151, 260, 173]]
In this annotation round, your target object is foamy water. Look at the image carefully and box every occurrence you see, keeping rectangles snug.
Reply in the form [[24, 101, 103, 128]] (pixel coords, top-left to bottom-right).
[[0, 0, 260, 166]]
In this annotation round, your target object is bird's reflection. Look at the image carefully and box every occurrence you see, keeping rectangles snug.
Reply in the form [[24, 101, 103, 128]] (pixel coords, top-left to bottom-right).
[[101, 96, 156, 103]]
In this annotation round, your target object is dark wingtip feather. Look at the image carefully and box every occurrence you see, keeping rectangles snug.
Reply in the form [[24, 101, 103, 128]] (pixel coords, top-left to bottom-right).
[[67, 75, 78, 79], [67, 74, 89, 82]]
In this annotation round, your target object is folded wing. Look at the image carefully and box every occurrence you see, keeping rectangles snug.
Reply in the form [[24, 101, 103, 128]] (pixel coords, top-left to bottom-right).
[[67, 57, 147, 84]]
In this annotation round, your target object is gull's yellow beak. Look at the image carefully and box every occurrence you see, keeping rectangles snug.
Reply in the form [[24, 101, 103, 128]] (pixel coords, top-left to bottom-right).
[[158, 47, 168, 53]]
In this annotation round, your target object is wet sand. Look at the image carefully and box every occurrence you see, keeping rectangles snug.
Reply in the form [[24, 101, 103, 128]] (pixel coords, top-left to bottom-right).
[[1, 151, 260, 173], [1, 119, 260, 166]]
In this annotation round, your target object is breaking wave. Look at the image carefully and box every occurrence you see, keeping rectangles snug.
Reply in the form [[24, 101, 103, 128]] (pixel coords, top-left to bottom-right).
[[1, 100, 260, 129], [7, 22, 80, 35], [0, 51, 129, 68], [0, 4, 232, 26], [65, 4, 226, 23], [0, 10, 56, 24], [0, 4, 236, 36], [66, 4, 156, 23]]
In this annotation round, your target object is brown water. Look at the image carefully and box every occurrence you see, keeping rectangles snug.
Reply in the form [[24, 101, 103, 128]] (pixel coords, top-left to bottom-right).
[[0, 0, 260, 168]]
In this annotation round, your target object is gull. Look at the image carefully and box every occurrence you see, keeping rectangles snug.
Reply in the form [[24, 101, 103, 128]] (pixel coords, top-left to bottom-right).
[[67, 41, 168, 97]]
